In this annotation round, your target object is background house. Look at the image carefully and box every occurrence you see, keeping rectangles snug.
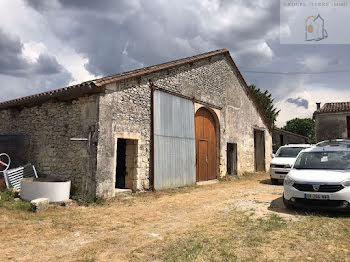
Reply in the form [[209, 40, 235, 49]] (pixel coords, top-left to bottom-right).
[[0, 49, 272, 197], [314, 102, 350, 142], [272, 128, 309, 152]]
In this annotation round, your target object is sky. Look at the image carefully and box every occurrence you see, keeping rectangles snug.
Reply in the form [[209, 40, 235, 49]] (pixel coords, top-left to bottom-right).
[[0, 0, 350, 127]]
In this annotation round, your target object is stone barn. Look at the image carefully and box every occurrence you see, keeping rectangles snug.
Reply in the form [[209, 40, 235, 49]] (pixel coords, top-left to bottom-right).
[[272, 128, 309, 152], [314, 102, 350, 142], [0, 49, 272, 197]]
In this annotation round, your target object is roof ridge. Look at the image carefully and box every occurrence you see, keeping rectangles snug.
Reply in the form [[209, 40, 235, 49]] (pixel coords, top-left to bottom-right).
[[315, 101, 350, 114], [0, 48, 272, 132], [0, 80, 95, 107], [92, 48, 229, 86], [0, 49, 229, 107]]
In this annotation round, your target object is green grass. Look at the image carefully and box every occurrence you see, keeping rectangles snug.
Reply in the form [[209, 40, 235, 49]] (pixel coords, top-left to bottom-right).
[[257, 214, 287, 232], [0, 189, 31, 211]]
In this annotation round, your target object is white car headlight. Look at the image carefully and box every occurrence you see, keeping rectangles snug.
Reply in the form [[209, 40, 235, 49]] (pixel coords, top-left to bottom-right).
[[341, 180, 350, 187], [284, 176, 295, 186]]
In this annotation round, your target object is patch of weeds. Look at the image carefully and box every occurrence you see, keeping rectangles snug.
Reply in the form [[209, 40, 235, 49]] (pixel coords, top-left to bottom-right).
[[70, 185, 83, 200], [0, 189, 31, 211], [0, 188, 17, 202], [7, 201, 31, 211], [164, 239, 204, 262], [70, 186, 107, 206], [257, 214, 287, 232], [78, 195, 107, 206]]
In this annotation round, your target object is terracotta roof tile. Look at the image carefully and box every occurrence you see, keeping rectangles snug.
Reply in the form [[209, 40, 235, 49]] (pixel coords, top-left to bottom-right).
[[315, 102, 350, 114], [0, 81, 98, 109]]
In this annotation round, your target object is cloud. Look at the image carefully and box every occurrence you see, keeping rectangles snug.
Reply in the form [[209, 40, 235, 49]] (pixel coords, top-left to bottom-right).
[[286, 97, 309, 109], [0, 27, 72, 101], [24, 0, 281, 76], [0, 0, 349, 128], [299, 55, 330, 72], [275, 84, 350, 127], [34, 54, 64, 75], [0, 28, 67, 77], [0, 28, 30, 77]]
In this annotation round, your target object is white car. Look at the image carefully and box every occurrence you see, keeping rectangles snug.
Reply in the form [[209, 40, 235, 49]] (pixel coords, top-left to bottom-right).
[[283, 145, 350, 212], [316, 139, 350, 147], [270, 144, 312, 185]]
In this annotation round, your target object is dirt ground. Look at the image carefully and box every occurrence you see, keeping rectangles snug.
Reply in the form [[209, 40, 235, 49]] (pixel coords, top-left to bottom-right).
[[1, 173, 349, 261]]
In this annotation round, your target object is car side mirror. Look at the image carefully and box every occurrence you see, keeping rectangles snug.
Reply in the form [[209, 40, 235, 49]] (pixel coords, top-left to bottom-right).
[[271, 154, 275, 158]]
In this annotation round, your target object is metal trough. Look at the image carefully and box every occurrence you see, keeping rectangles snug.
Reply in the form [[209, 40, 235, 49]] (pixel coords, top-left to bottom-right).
[[20, 177, 71, 203]]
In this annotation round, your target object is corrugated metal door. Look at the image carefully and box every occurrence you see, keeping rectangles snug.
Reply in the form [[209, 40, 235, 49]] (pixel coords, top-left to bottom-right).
[[153, 90, 196, 190]]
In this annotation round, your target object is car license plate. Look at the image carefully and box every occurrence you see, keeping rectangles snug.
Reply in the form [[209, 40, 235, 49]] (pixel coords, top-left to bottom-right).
[[304, 193, 330, 200], [279, 175, 286, 179]]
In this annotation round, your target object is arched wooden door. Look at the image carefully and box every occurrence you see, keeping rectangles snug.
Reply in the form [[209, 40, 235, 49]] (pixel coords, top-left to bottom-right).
[[195, 108, 217, 181]]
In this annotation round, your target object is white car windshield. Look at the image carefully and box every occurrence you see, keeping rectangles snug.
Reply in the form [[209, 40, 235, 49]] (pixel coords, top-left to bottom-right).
[[294, 151, 350, 170], [275, 147, 305, 158]]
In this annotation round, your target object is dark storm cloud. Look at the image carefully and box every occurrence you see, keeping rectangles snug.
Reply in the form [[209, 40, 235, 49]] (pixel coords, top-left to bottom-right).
[[34, 54, 64, 75], [0, 27, 72, 101], [286, 97, 309, 109], [0, 29, 31, 76], [24, 0, 58, 12], [0, 28, 67, 77], [25, 0, 281, 76], [13, 0, 350, 126]]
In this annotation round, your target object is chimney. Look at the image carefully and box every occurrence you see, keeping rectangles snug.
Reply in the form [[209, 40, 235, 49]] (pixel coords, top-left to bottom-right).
[[316, 102, 321, 110]]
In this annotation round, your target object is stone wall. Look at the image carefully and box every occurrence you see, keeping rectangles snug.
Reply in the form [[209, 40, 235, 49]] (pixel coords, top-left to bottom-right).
[[96, 53, 273, 197], [96, 80, 151, 197], [315, 113, 349, 142], [0, 95, 99, 195], [272, 129, 308, 152]]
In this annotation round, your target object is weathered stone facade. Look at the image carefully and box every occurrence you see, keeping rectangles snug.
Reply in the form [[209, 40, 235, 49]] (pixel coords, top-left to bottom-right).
[[315, 113, 350, 142], [96, 53, 273, 197], [272, 128, 309, 152], [0, 49, 273, 198], [0, 96, 99, 195], [314, 102, 350, 142]]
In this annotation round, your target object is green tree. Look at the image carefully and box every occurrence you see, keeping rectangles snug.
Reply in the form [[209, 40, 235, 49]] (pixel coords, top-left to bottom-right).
[[282, 118, 315, 142], [248, 85, 280, 126]]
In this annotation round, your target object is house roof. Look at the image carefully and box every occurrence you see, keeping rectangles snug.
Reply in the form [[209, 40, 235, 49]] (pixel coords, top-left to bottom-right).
[[314, 102, 350, 114], [0, 49, 227, 110], [0, 48, 272, 131], [273, 128, 309, 140]]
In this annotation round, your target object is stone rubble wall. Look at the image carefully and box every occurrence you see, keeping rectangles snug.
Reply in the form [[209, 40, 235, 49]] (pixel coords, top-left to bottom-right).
[[0, 54, 273, 198], [0, 95, 99, 196], [96, 54, 273, 197], [315, 113, 349, 142], [272, 129, 308, 152]]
